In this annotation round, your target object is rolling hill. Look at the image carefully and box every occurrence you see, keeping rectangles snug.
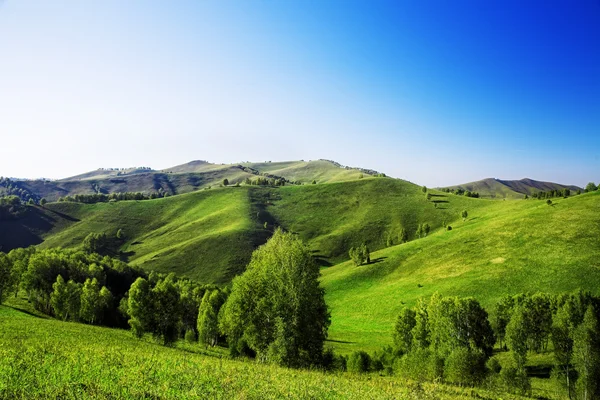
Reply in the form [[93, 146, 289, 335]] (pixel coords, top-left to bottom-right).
[[3, 159, 382, 203], [321, 190, 600, 352], [443, 177, 581, 199]]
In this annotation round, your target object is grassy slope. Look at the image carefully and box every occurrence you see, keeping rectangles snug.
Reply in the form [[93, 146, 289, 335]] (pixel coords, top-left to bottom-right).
[[245, 160, 365, 183], [321, 191, 600, 353], [444, 178, 523, 199], [0, 304, 527, 399], [38, 188, 267, 283], [267, 178, 489, 265]]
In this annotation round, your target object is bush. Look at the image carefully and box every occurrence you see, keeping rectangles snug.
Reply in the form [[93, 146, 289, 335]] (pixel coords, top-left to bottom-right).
[[347, 351, 371, 373], [185, 329, 196, 343], [499, 365, 530, 396], [445, 348, 486, 386], [447, 226, 452, 231]]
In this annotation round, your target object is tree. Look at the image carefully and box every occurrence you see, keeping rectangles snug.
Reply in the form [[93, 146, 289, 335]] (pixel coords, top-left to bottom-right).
[[116, 229, 124, 240], [223, 178, 229, 186], [80, 278, 101, 324], [461, 210, 468, 221], [40, 198, 47, 206], [0, 253, 13, 304], [399, 228, 408, 244], [547, 199, 553, 206], [219, 229, 330, 367], [552, 304, 575, 398], [82, 232, 108, 254], [197, 289, 225, 347], [128, 277, 154, 338], [573, 306, 600, 400], [394, 307, 416, 353], [312, 180, 317, 184], [347, 351, 371, 373], [585, 182, 597, 192], [423, 223, 431, 237], [422, 186, 427, 193], [506, 306, 529, 371], [349, 244, 369, 266], [50, 275, 69, 320], [152, 275, 182, 345]]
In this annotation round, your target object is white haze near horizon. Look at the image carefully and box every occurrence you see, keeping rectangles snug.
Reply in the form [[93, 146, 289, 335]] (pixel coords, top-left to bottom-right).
[[0, 1, 597, 188]]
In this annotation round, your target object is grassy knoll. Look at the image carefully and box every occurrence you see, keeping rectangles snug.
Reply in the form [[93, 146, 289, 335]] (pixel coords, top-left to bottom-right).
[[267, 178, 492, 265], [321, 191, 600, 353], [38, 187, 267, 283], [444, 177, 581, 199], [0, 304, 528, 399]]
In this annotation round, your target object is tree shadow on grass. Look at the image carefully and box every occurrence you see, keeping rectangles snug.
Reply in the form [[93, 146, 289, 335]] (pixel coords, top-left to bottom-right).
[[367, 257, 387, 264], [6, 305, 48, 319], [325, 339, 355, 344]]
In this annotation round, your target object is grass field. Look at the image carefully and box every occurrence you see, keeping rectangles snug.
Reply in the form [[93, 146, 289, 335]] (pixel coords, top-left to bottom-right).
[[321, 190, 600, 353], [0, 303, 532, 400]]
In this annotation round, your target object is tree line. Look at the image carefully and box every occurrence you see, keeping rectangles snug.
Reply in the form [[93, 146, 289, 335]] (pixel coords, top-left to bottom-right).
[[0, 229, 332, 369], [58, 191, 171, 204], [0, 195, 28, 220], [439, 187, 480, 198], [336, 291, 600, 399]]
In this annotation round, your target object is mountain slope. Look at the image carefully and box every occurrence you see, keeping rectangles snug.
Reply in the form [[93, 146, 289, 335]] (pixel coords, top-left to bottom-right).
[[444, 178, 581, 199], [321, 190, 600, 352]]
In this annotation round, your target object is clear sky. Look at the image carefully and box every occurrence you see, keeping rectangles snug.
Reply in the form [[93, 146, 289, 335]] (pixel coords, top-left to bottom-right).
[[1, 0, 598, 187]]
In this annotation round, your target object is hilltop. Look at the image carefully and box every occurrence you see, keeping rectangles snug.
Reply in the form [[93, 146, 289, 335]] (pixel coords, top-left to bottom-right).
[[443, 177, 581, 199]]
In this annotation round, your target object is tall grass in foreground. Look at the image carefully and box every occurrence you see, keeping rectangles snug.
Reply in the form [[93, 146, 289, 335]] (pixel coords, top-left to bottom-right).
[[0, 306, 530, 399]]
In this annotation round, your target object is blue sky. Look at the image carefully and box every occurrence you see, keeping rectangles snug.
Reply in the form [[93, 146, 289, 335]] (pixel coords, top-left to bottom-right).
[[0, 0, 598, 186]]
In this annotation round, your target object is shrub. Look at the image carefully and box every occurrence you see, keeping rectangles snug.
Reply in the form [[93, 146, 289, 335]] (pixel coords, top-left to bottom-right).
[[347, 351, 371, 373]]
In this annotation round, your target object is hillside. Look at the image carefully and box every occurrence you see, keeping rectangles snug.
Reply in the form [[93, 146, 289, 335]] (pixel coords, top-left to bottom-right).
[[5, 159, 378, 202], [4, 178, 489, 282], [36, 188, 267, 283], [320, 190, 600, 353], [443, 177, 581, 199]]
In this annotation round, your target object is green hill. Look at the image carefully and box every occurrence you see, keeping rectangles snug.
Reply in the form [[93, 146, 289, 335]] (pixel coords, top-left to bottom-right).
[[320, 190, 600, 353], [36, 187, 267, 283], [443, 178, 581, 199]]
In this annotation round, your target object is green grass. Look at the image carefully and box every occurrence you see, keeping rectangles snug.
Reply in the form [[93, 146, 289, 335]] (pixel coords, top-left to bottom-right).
[[244, 160, 366, 184], [321, 191, 600, 353], [267, 178, 491, 265], [38, 187, 267, 283], [0, 303, 531, 399]]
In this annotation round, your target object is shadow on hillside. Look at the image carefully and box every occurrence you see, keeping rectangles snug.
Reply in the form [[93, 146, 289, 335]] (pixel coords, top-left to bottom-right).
[[44, 208, 80, 222], [6, 305, 48, 319], [365, 257, 387, 265], [429, 194, 447, 198], [325, 339, 355, 344], [432, 200, 449, 204]]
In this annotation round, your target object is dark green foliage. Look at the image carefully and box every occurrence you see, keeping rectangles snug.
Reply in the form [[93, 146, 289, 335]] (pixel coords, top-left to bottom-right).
[[446, 225, 452, 231], [82, 233, 109, 255], [506, 306, 529, 370], [547, 199, 552, 206], [0, 196, 27, 220], [347, 351, 371, 373], [393, 307, 416, 353], [39, 198, 47, 206], [585, 182, 597, 192], [152, 275, 182, 345], [223, 179, 229, 186], [127, 278, 154, 338], [0, 253, 12, 303], [444, 347, 486, 386], [422, 186, 427, 193], [50, 276, 81, 322], [399, 228, 408, 243], [573, 306, 600, 400], [499, 364, 531, 396], [219, 229, 330, 367], [197, 289, 225, 347], [349, 243, 370, 266], [461, 210, 468, 221]]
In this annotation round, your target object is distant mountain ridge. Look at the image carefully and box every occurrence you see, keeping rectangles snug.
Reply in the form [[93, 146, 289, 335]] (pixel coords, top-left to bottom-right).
[[443, 178, 582, 199], [1, 159, 379, 203]]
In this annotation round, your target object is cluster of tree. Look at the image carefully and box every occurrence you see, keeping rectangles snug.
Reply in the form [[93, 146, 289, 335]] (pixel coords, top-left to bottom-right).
[[391, 294, 495, 386], [0, 177, 37, 203], [243, 177, 287, 186], [492, 291, 600, 397], [440, 188, 480, 198], [123, 273, 225, 346], [383, 228, 409, 247], [585, 182, 598, 192], [531, 188, 572, 199], [0, 195, 28, 220], [415, 223, 431, 238], [349, 244, 370, 266], [0, 247, 145, 327], [58, 191, 170, 204]]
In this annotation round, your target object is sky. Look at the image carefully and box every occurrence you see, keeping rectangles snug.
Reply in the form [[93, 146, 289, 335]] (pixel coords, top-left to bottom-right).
[[0, 0, 599, 187]]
